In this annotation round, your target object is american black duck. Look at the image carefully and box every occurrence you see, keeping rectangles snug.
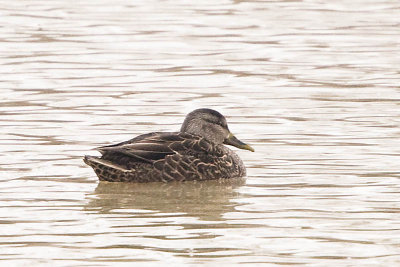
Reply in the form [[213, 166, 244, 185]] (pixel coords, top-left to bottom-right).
[[84, 108, 254, 182]]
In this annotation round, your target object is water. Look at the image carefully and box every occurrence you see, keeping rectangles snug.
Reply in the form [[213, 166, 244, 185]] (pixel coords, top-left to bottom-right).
[[1, 0, 400, 265]]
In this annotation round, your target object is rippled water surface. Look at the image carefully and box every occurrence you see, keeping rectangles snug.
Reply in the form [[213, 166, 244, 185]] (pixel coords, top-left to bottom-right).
[[1, 0, 400, 265]]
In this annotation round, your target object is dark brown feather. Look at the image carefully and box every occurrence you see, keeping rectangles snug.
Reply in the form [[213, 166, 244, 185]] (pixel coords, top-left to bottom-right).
[[84, 130, 246, 182]]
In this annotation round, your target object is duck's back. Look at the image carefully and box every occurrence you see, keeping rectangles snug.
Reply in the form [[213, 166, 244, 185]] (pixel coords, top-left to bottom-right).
[[83, 132, 246, 182]]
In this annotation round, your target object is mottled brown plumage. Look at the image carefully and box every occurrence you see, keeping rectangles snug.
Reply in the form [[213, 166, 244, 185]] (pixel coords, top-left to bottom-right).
[[84, 108, 254, 183]]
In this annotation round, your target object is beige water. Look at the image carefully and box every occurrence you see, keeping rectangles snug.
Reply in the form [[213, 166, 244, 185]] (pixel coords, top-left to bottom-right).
[[1, 0, 400, 265]]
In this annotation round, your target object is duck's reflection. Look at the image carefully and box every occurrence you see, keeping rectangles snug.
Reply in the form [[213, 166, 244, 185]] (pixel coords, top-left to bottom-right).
[[85, 178, 246, 222]]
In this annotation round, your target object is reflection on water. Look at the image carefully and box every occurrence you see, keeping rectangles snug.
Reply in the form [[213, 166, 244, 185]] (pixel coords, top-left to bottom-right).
[[86, 179, 245, 222], [1, 0, 400, 265]]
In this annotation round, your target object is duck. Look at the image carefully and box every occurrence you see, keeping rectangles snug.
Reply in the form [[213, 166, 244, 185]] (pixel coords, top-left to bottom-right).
[[83, 108, 254, 183]]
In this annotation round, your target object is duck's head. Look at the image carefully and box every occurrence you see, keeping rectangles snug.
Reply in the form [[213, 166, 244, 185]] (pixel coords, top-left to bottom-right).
[[180, 108, 254, 152]]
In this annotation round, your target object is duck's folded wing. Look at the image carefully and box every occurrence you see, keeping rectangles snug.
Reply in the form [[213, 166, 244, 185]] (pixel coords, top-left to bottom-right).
[[97, 132, 161, 149], [96, 132, 188, 163]]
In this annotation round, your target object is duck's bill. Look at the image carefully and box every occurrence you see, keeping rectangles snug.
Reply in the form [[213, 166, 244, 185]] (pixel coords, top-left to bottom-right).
[[224, 133, 255, 152]]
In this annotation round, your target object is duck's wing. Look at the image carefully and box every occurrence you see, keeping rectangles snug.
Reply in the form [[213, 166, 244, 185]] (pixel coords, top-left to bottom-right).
[[96, 132, 202, 163]]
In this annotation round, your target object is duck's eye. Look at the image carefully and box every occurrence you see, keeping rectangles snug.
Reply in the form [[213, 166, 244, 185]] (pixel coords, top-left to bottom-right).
[[219, 121, 227, 128], [217, 121, 226, 127]]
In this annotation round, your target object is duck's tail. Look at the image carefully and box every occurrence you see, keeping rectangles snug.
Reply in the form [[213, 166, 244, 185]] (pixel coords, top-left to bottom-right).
[[83, 155, 129, 182]]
